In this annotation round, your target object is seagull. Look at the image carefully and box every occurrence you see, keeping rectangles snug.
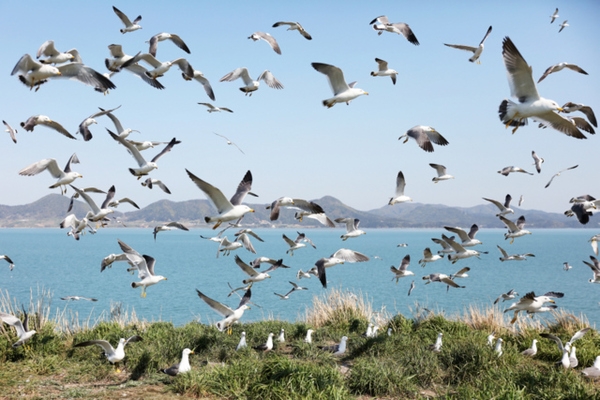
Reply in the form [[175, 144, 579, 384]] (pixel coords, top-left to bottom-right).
[[294, 211, 334, 228], [418, 248, 442, 268], [213, 132, 244, 154], [78, 106, 121, 141], [141, 178, 171, 194], [70, 185, 115, 222], [253, 333, 275, 352], [498, 37, 586, 138], [408, 280, 416, 296], [60, 296, 98, 302], [497, 245, 535, 261], [125, 139, 171, 152], [248, 32, 281, 54], [443, 25, 493, 63], [423, 273, 465, 289], [123, 53, 194, 79], [199, 103, 233, 113], [570, 347, 579, 368], [521, 339, 538, 357], [319, 336, 348, 356], [236, 332, 247, 350], [370, 58, 397, 84], [544, 165, 578, 188], [538, 62, 588, 83], [180, 67, 215, 100], [274, 281, 308, 300], [100, 239, 142, 273], [429, 163, 454, 183], [550, 8, 559, 23], [582, 356, 600, 378], [494, 289, 518, 305], [304, 329, 314, 343], [0, 255, 15, 271], [128, 254, 167, 298], [153, 222, 189, 241], [12, 53, 115, 92], [429, 333, 443, 352], [499, 215, 531, 244], [36, 40, 79, 65], [217, 234, 255, 257], [369, 16, 419, 45], [296, 269, 311, 280], [482, 194, 514, 216], [161, 348, 194, 376], [108, 130, 180, 178], [493, 338, 503, 357], [444, 224, 481, 247], [315, 249, 370, 288], [498, 166, 533, 176], [311, 62, 368, 108], [388, 171, 412, 205], [236, 255, 283, 284], [104, 44, 164, 90], [220, 67, 283, 96], [272, 21, 312, 40], [19, 153, 82, 194], [449, 266, 470, 280], [563, 262, 573, 271], [282, 232, 315, 255], [487, 332, 496, 347], [277, 329, 285, 343], [59, 214, 92, 241], [196, 287, 251, 333], [558, 20, 569, 33], [267, 197, 325, 221], [249, 256, 289, 269], [442, 234, 485, 263], [541, 328, 590, 368], [0, 308, 37, 347], [504, 291, 564, 324], [561, 102, 597, 127], [20, 115, 75, 139], [531, 151, 544, 173], [398, 126, 449, 152], [112, 6, 142, 34], [582, 256, 600, 283], [74, 335, 142, 372], [3, 120, 17, 143], [390, 254, 414, 283], [590, 234, 600, 255], [335, 218, 366, 240], [148, 32, 190, 57], [431, 237, 455, 255], [100, 107, 139, 138], [519, 195, 524, 207]]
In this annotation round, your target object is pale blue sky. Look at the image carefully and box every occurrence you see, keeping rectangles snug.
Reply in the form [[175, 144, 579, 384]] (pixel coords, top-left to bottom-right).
[[1, 1, 598, 215]]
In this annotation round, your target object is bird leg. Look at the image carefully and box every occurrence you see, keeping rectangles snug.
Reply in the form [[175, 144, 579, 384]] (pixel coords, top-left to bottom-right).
[[141, 288, 147, 298], [212, 220, 223, 230]]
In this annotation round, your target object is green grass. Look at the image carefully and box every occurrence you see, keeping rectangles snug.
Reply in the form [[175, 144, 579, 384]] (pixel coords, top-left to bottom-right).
[[1, 288, 600, 399]]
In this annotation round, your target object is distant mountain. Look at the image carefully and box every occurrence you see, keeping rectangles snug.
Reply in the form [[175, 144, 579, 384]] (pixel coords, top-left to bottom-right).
[[0, 194, 586, 229]]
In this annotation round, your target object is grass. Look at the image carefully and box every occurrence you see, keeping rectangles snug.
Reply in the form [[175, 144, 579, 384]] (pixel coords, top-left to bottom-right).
[[1, 288, 600, 399]]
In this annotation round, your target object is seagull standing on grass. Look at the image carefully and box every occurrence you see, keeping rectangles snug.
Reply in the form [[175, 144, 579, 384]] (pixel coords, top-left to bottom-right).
[[253, 333, 275, 352], [161, 348, 194, 376], [429, 333, 443, 352], [521, 340, 538, 357], [319, 336, 348, 356], [236, 332, 247, 350]]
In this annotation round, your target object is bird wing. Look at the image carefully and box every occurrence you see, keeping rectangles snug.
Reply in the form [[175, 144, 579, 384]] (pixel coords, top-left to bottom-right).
[[124, 335, 143, 346], [3, 120, 17, 143], [429, 163, 447, 176], [238, 287, 252, 308], [395, 171, 406, 196], [282, 234, 296, 247], [444, 226, 469, 242], [482, 197, 503, 210], [269, 199, 282, 220], [37, 118, 75, 140], [196, 289, 234, 317], [229, 170, 253, 206], [150, 137, 181, 163], [442, 234, 466, 252], [236, 233, 256, 254], [235, 255, 257, 277], [19, 158, 62, 178], [311, 63, 349, 95], [113, 6, 133, 26], [220, 67, 253, 86], [263, 259, 284, 273], [167, 34, 190, 54], [331, 248, 370, 262], [99, 185, 116, 210], [497, 245, 509, 258], [444, 43, 477, 53], [191, 74, 215, 101], [124, 64, 166, 89], [390, 23, 419, 45], [166, 221, 188, 231], [107, 129, 147, 167], [57, 63, 116, 93], [499, 215, 518, 231], [375, 58, 389, 71], [441, 277, 462, 288], [0, 312, 26, 336], [70, 185, 100, 213], [479, 26, 493, 45], [255, 32, 281, 54], [502, 37, 539, 102], [399, 254, 410, 271], [535, 111, 587, 139], [540, 333, 565, 352], [185, 169, 234, 213], [257, 70, 284, 89], [426, 129, 449, 146], [74, 339, 116, 354]]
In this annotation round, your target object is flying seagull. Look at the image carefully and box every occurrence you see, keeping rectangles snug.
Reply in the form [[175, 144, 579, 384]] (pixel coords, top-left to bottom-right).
[[499, 215, 532, 244], [282, 232, 316, 255], [161, 348, 194, 376], [78, 105, 121, 141], [0, 308, 36, 347], [369, 16, 419, 45], [141, 178, 171, 194], [504, 291, 564, 324], [550, 8, 559, 23], [497, 245, 535, 261], [267, 197, 325, 221], [444, 224, 481, 247], [20, 115, 75, 139], [315, 249, 370, 288], [112, 6, 142, 34], [444, 25, 493, 63], [531, 151, 544, 173], [148, 32, 190, 57], [60, 296, 98, 302], [74, 335, 142, 372], [498, 166, 533, 176], [494, 289, 518, 305], [388, 171, 412, 205], [482, 194, 514, 216], [430, 163, 454, 182], [199, 103, 233, 113], [398, 125, 449, 152], [272, 21, 312, 40], [153, 222, 189, 240], [558, 20, 569, 33], [104, 44, 164, 90], [0, 255, 15, 271], [220, 67, 283, 96], [582, 256, 600, 283], [335, 218, 366, 241], [3, 120, 17, 143], [311, 62, 368, 108], [196, 287, 251, 333], [390, 254, 414, 283], [180, 66, 215, 100], [537, 62, 588, 83], [36, 40, 79, 65], [19, 153, 82, 194], [213, 132, 244, 154], [544, 165, 578, 188], [561, 102, 597, 127], [418, 247, 442, 267], [122, 53, 194, 80], [498, 37, 586, 138], [370, 58, 397, 84], [128, 254, 167, 297], [248, 32, 281, 54]]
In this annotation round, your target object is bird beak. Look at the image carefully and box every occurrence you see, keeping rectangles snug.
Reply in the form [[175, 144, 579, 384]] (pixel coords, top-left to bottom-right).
[[549, 299, 555, 303], [190, 350, 195, 354], [249, 209, 255, 213], [403, 137, 409, 143], [557, 107, 564, 112]]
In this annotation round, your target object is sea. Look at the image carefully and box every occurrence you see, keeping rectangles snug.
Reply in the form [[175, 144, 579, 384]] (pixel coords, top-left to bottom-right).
[[1, 228, 599, 329]]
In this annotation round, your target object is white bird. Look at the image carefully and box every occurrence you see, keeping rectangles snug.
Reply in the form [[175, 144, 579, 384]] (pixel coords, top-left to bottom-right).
[[408, 280, 416, 296], [109, 130, 180, 179], [70, 184, 115, 222], [370, 58, 397, 84], [196, 287, 251, 333], [253, 333, 275, 352], [272, 21, 312, 40], [583, 256, 600, 283], [282, 232, 315, 255], [36, 40, 80, 65], [398, 126, 449, 152], [60, 296, 98, 302], [104, 44, 164, 90], [429, 163, 454, 183], [541, 328, 590, 368], [236, 332, 247, 350], [444, 25, 493, 63], [128, 254, 167, 298], [3, 120, 17, 143], [544, 165, 578, 188], [153, 222, 189, 241], [521, 339, 538, 357], [444, 224, 481, 247], [277, 328, 285, 343], [180, 65, 215, 100], [498, 37, 586, 138], [442, 234, 485, 263], [213, 132, 244, 154], [125, 139, 171, 152], [123, 53, 194, 80], [12, 53, 115, 92], [487, 332, 496, 347], [563, 262, 573, 271], [296, 269, 311, 280], [582, 356, 600, 378], [0, 309, 37, 347], [550, 8, 559, 23], [558, 20, 569, 33], [112, 6, 142, 34], [449, 266, 470, 280], [311, 62, 368, 108], [531, 151, 544, 173], [429, 333, 443, 352], [59, 214, 92, 241], [483, 194, 514, 217], [141, 178, 171, 194], [561, 102, 597, 127], [570, 347, 578, 368], [236, 255, 283, 284], [20, 114, 75, 139], [423, 273, 465, 289], [249, 256, 288, 269], [218, 234, 257, 257], [0, 255, 15, 271], [248, 32, 281, 54], [418, 247, 442, 267], [78, 106, 122, 141], [499, 215, 531, 244], [161, 348, 194, 376], [498, 166, 533, 176], [494, 289, 519, 305], [590, 234, 600, 256], [74, 335, 142, 372], [19, 153, 82, 194], [538, 62, 588, 84], [431, 237, 456, 255], [294, 210, 335, 227], [314, 249, 370, 288], [504, 291, 564, 324], [497, 245, 535, 262], [390, 254, 414, 283], [148, 32, 190, 57], [389, 171, 412, 205], [304, 329, 314, 343], [519, 195, 524, 207], [200, 103, 233, 113], [319, 336, 348, 356], [268, 197, 325, 221], [369, 16, 419, 45], [494, 338, 503, 357], [335, 218, 366, 240], [220, 67, 283, 96]]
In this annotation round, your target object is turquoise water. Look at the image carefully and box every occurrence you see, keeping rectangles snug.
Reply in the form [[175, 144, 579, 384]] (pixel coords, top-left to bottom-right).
[[1, 228, 598, 328]]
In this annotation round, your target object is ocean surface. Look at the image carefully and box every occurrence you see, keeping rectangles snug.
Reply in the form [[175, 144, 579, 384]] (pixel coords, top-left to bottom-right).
[[1, 228, 599, 329]]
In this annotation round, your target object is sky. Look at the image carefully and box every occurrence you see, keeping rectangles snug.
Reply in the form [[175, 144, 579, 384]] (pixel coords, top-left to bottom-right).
[[1, 0, 599, 216]]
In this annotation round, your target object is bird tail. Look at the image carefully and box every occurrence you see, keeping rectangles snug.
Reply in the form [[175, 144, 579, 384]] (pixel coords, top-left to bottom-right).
[[128, 168, 137, 176], [498, 99, 526, 126], [132, 282, 141, 288], [204, 216, 211, 223], [370, 72, 376, 76]]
